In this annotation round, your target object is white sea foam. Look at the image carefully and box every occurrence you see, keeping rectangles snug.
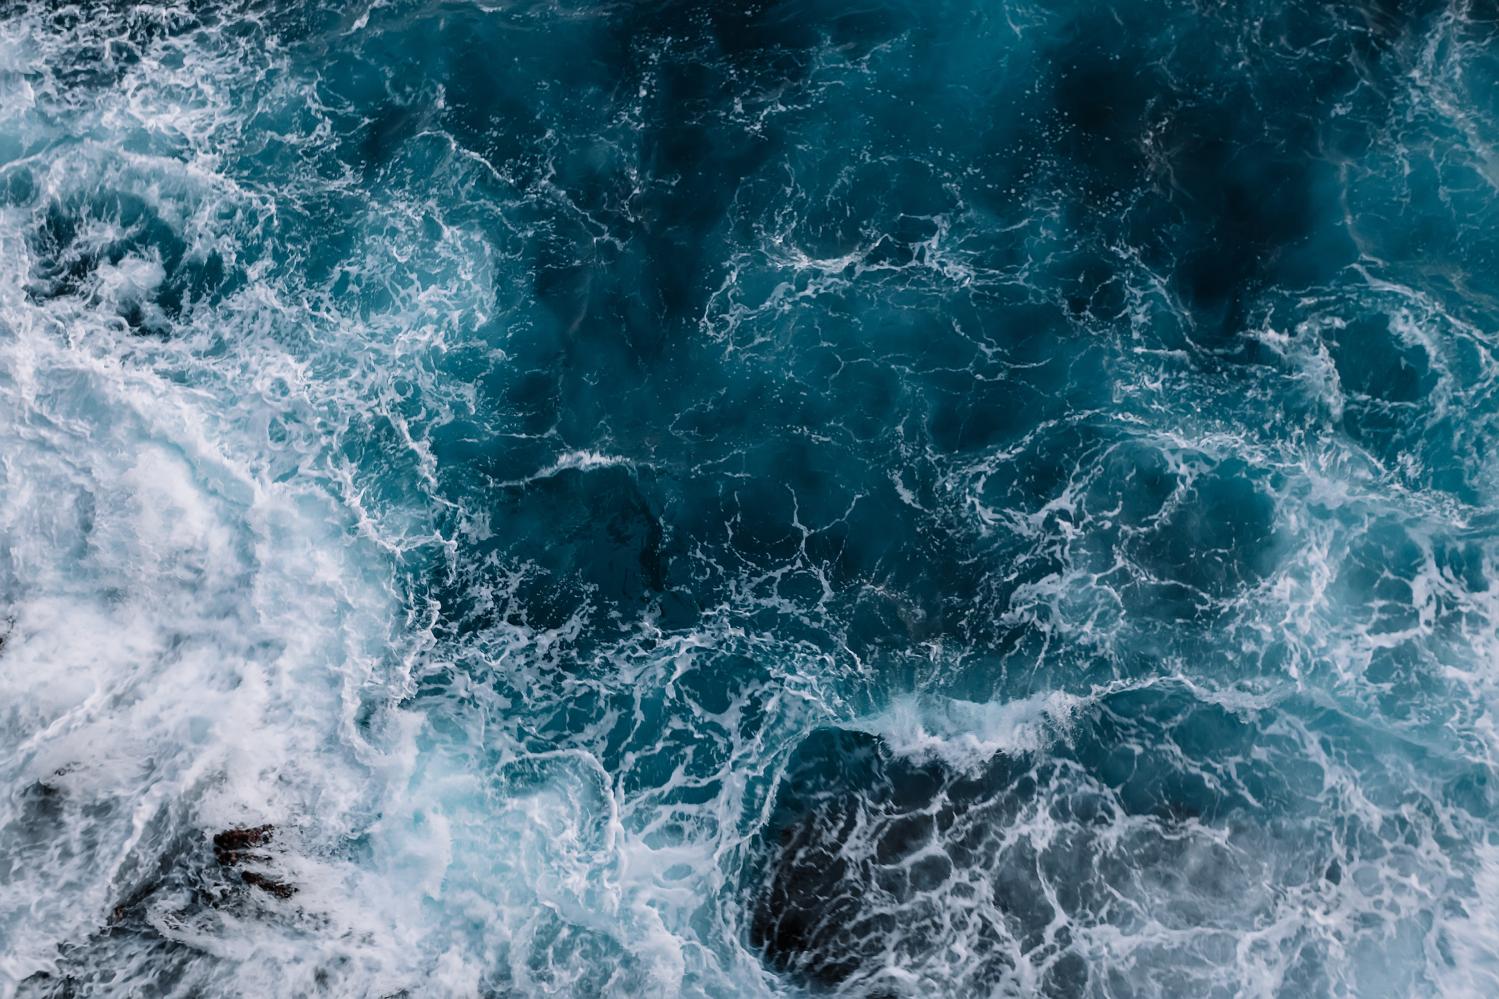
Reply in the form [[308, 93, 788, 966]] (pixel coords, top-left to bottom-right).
[[857, 690, 1085, 770], [0, 264, 411, 990]]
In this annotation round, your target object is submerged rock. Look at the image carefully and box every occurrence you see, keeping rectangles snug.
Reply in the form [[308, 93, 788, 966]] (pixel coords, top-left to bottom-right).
[[240, 869, 296, 900], [211, 825, 295, 899], [210, 823, 274, 865]]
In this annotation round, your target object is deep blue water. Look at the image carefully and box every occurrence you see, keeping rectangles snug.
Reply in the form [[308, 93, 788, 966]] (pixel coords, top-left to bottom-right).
[[3, 0, 1499, 995]]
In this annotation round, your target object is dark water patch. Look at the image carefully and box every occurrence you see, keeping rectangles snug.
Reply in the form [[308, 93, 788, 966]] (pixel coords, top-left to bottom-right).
[[473, 463, 665, 633], [1043, 9, 1165, 202], [743, 687, 1335, 994], [746, 728, 964, 991], [1327, 314, 1436, 405], [1126, 458, 1281, 615]]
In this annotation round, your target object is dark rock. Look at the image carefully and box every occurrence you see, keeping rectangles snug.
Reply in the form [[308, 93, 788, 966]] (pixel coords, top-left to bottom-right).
[[240, 870, 296, 900], [211, 824, 273, 866], [212, 824, 295, 899]]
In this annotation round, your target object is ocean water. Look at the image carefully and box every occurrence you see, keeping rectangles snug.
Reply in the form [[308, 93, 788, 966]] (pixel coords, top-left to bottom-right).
[[2, 0, 1499, 995]]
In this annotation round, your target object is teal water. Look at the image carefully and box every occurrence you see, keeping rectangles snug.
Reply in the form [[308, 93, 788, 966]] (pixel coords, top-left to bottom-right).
[[2, 1, 1499, 995]]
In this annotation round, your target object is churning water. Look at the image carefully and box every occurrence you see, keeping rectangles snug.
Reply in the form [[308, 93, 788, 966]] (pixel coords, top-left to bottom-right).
[[3, 1, 1499, 996]]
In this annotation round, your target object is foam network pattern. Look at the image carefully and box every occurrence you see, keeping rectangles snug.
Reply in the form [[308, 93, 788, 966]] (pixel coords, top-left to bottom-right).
[[1, 1, 1498, 997]]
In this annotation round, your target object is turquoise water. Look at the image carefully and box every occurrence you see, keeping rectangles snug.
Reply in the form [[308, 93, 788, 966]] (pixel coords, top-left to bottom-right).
[[2, 1, 1499, 995]]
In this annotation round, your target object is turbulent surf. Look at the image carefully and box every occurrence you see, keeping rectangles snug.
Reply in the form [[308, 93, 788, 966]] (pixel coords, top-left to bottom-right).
[[3, 1, 1499, 996]]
